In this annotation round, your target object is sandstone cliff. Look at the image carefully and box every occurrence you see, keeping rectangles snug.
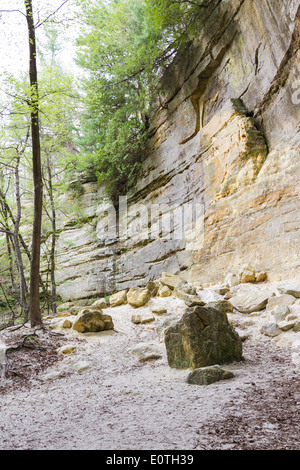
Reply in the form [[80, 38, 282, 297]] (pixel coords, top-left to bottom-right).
[[55, 0, 300, 302]]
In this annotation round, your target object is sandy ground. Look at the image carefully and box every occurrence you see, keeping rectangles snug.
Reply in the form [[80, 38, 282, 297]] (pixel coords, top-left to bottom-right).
[[0, 285, 299, 451]]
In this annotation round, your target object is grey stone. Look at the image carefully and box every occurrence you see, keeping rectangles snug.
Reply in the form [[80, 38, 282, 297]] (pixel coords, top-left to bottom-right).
[[277, 283, 300, 298], [260, 322, 282, 337], [129, 343, 163, 362], [187, 365, 235, 385], [230, 289, 274, 314], [164, 306, 242, 369]]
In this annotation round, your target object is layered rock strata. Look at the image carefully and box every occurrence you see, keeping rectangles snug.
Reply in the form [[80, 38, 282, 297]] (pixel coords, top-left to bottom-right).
[[55, 0, 300, 301]]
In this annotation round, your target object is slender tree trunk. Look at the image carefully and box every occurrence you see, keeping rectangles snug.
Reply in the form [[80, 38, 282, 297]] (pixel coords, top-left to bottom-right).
[[46, 157, 57, 315], [14, 156, 29, 321], [25, 0, 43, 328]]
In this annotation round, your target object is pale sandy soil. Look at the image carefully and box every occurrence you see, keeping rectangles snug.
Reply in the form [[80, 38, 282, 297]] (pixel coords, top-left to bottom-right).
[[0, 285, 299, 451]]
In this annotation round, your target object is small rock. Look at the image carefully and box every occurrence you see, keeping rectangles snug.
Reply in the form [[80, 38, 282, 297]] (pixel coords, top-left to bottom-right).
[[182, 294, 206, 307], [74, 361, 91, 373], [270, 305, 290, 322], [293, 322, 300, 332], [174, 282, 197, 297], [62, 319, 73, 329], [278, 320, 296, 331], [206, 300, 233, 314], [58, 344, 77, 355], [212, 285, 230, 295], [239, 264, 256, 283], [109, 290, 128, 307], [224, 291, 233, 300], [277, 282, 300, 298], [267, 294, 296, 311], [159, 272, 185, 290], [146, 281, 159, 297], [131, 312, 155, 324], [129, 343, 163, 362], [158, 285, 172, 297], [255, 272, 268, 283], [127, 286, 151, 308], [92, 298, 108, 309], [187, 365, 235, 385], [151, 307, 168, 315], [260, 322, 282, 337]]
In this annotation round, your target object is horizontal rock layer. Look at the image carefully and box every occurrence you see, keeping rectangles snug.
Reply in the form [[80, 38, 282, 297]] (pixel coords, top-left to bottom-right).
[[55, 0, 300, 301]]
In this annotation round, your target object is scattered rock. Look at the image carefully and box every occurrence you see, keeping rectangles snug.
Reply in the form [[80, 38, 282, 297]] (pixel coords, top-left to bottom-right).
[[74, 361, 91, 373], [151, 307, 168, 315], [212, 285, 230, 295], [278, 320, 296, 331], [270, 305, 290, 322], [255, 272, 268, 283], [92, 298, 108, 309], [239, 264, 256, 283], [174, 282, 197, 297], [158, 285, 172, 297], [266, 294, 296, 311], [129, 343, 163, 362], [260, 322, 282, 337], [182, 294, 206, 307], [58, 344, 77, 355], [159, 272, 185, 290], [72, 309, 114, 333], [293, 322, 300, 332], [230, 289, 274, 313], [146, 281, 159, 297], [224, 291, 233, 300], [109, 290, 128, 307], [206, 300, 233, 314], [131, 312, 155, 324], [62, 319, 73, 329], [127, 286, 151, 308], [164, 306, 243, 369], [187, 365, 235, 385], [277, 282, 300, 298]]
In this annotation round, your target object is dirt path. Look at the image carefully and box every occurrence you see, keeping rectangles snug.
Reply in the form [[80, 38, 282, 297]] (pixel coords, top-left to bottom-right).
[[0, 295, 299, 451]]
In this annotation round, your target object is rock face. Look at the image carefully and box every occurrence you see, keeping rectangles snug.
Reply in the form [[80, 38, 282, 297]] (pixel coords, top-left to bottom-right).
[[164, 306, 243, 369], [54, 0, 300, 302]]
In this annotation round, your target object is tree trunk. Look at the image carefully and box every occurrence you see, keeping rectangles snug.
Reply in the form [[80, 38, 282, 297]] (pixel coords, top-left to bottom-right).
[[25, 0, 43, 328], [14, 156, 29, 322], [46, 157, 57, 316]]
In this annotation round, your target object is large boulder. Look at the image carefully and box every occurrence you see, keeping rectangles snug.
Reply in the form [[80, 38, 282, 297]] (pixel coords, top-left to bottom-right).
[[127, 286, 151, 308], [73, 309, 114, 333], [164, 305, 242, 369]]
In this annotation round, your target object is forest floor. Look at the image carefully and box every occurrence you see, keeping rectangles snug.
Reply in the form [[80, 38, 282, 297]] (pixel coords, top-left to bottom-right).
[[0, 291, 299, 451]]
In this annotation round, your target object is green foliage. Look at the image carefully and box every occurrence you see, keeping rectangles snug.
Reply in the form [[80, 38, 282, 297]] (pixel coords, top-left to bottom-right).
[[75, 0, 210, 201]]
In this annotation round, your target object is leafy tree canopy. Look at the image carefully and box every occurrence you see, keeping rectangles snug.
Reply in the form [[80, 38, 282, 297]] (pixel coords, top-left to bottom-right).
[[74, 0, 211, 202]]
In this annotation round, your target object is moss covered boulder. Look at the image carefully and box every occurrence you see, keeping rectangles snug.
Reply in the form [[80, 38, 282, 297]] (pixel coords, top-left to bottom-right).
[[164, 305, 242, 369]]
